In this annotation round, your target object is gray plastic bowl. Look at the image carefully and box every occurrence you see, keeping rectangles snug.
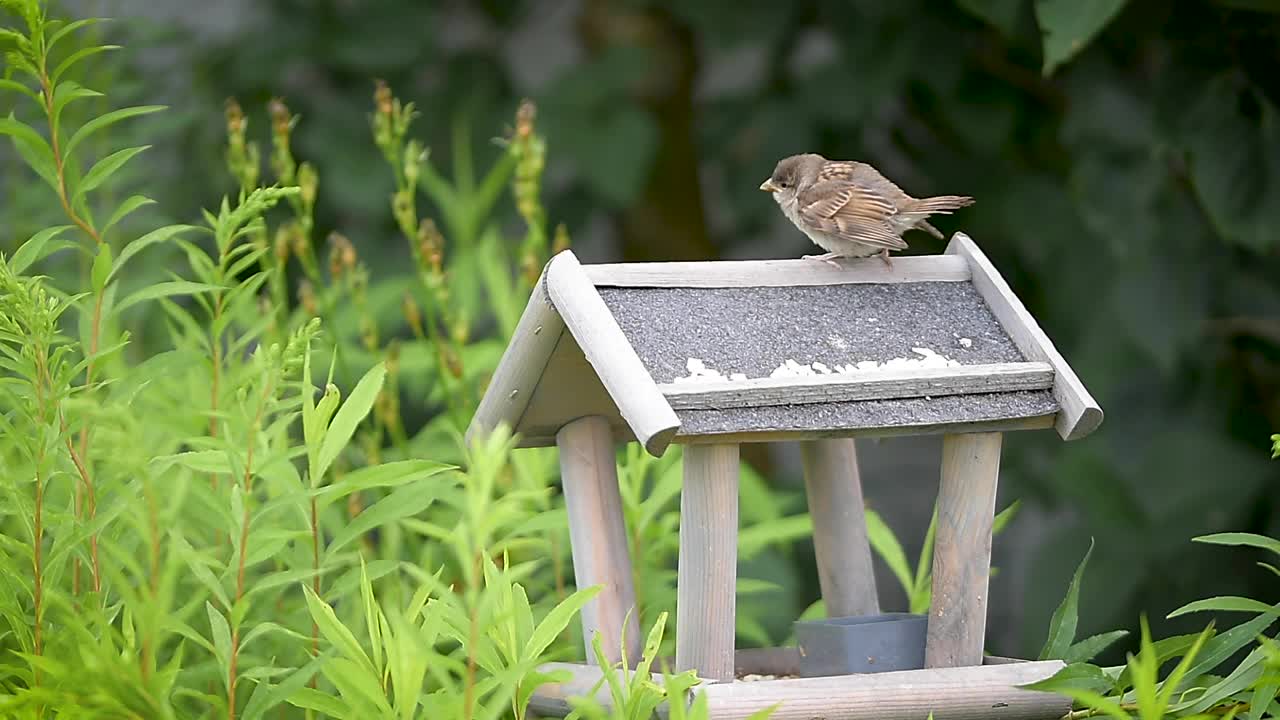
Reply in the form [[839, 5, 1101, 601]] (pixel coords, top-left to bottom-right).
[[794, 612, 927, 677]]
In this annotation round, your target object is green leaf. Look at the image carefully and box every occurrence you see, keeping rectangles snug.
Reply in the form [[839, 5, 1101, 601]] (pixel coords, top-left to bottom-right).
[[73, 145, 150, 202], [1039, 538, 1093, 660], [243, 652, 331, 720], [64, 105, 165, 158], [286, 687, 350, 716], [865, 508, 913, 597], [1064, 630, 1129, 664], [312, 460, 455, 506], [1194, 532, 1280, 558], [957, 0, 1024, 36], [1169, 596, 1280, 618], [737, 514, 813, 559], [51, 81, 102, 123], [91, 243, 112, 292], [524, 585, 602, 662], [302, 583, 377, 674], [2, 114, 58, 190], [1019, 662, 1114, 695], [0, 78, 39, 102], [52, 44, 119, 84], [1034, 0, 1129, 75], [1184, 608, 1279, 680], [207, 603, 233, 691], [10, 225, 74, 274], [47, 18, 104, 53], [107, 224, 197, 284], [324, 481, 443, 562], [992, 500, 1021, 535], [315, 362, 387, 479], [103, 195, 155, 233], [115, 280, 220, 313]]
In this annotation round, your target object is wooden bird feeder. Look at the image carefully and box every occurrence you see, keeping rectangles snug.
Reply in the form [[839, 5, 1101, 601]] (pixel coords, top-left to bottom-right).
[[466, 232, 1100, 720]]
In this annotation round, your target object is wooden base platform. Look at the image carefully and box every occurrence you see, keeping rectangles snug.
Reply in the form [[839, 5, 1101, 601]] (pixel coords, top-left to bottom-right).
[[528, 648, 1069, 720]]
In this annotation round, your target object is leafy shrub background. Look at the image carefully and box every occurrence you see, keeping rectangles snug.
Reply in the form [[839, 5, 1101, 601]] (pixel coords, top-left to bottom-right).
[[3, 0, 1279, 687]]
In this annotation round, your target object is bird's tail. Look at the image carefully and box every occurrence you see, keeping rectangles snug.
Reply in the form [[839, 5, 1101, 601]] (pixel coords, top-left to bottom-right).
[[903, 195, 975, 215]]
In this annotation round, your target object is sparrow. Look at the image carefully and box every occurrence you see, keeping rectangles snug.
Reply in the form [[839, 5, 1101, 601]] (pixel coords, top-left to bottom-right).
[[759, 153, 974, 267]]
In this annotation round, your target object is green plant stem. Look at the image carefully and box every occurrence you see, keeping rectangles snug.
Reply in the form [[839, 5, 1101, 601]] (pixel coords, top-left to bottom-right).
[[227, 378, 273, 720], [309, 496, 320, 688], [37, 51, 107, 600]]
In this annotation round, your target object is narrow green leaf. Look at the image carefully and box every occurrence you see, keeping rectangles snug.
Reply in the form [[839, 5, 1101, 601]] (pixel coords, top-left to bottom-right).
[[301, 583, 376, 675], [1195, 532, 1280, 558], [244, 651, 331, 720], [311, 459, 455, 506], [107, 224, 197, 283], [52, 44, 120, 84], [315, 362, 387, 479], [865, 508, 913, 596], [286, 687, 350, 716], [524, 585, 602, 662], [51, 81, 102, 122], [2, 114, 58, 190], [1064, 630, 1129, 664], [0, 78, 39, 102], [90, 242, 112, 292], [115, 280, 220, 313], [1039, 538, 1094, 660], [73, 145, 150, 201], [207, 603, 233, 691], [65, 105, 165, 158], [992, 500, 1021, 535], [324, 482, 443, 562], [47, 18, 104, 53], [103, 194, 155, 233], [10, 225, 74, 274], [1034, 0, 1129, 75], [1184, 609, 1278, 680], [1169, 596, 1280, 618]]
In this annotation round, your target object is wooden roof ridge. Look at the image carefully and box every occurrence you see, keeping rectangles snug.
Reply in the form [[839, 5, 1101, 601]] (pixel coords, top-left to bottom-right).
[[945, 232, 1102, 440], [468, 250, 681, 457]]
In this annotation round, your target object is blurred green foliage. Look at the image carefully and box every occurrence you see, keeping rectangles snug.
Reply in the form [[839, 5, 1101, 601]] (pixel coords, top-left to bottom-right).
[[4, 0, 1280, 667]]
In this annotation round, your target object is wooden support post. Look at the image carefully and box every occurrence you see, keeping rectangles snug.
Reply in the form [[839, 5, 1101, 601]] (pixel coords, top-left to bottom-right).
[[557, 415, 642, 666], [677, 443, 740, 681], [800, 439, 880, 618], [925, 432, 1003, 668]]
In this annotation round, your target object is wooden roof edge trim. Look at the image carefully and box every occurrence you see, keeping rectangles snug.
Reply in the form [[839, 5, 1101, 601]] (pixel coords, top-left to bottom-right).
[[545, 250, 681, 457], [946, 232, 1103, 441], [658, 361, 1055, 410], [464, 265, 565, 448], [583, 254, 970, 288]]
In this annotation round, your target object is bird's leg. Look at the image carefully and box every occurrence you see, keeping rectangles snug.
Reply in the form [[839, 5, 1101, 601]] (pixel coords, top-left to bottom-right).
[[879, 248, 894, 269], [803, 252, 844, 268]]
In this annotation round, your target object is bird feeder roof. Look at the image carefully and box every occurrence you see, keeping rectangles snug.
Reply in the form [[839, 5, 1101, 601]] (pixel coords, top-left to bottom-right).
[[466, 233, 1101, 457]]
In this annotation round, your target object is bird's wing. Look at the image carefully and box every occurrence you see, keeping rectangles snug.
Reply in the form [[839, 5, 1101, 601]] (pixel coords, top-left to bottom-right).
[[819, 161, 914, 206], [797, 180, 908, 250]]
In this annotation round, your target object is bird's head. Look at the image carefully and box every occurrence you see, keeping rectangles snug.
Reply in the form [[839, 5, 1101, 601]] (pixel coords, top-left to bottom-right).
[[760, 153, 825, 194]]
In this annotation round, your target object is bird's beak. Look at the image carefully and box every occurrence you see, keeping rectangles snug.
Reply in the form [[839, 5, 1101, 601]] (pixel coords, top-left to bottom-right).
[[759, 179, 779, 193]]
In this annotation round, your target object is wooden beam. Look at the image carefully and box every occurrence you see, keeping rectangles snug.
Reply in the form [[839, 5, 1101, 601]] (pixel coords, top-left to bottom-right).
[[946, 233, 1103, 441], [677, 443, 740, 682], [672, 414, 1056, 446], [732, 647, 1034, 678], [584, 254, 971, 288], [926, 432, 1003, 669], [546, 250, 681, 456], [698, 660, 1069, 720], [465, 268, 564, 446], [800, 439, 880, 618], [660, 362, 1054, 410], [557, 415, 642, 667]]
